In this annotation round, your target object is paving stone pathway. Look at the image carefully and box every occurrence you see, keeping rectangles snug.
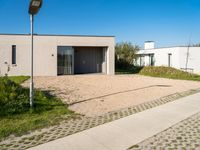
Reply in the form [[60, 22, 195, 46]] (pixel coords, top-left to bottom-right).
[[1, 88, 200, 150], [128, 112, 200, 150]]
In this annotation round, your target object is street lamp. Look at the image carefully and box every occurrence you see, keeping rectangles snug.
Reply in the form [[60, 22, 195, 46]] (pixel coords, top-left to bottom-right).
[[28, 0, 42, 107]]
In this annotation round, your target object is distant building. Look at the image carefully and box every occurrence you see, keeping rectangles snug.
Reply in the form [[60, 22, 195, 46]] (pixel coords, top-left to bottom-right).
[[0, 34, 115, 76], [135, 41, 200, 74]]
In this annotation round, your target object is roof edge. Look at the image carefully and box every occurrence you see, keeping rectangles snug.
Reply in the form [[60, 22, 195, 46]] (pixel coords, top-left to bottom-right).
[[140, 46, 200, 50], [0, 33, 115, 37]]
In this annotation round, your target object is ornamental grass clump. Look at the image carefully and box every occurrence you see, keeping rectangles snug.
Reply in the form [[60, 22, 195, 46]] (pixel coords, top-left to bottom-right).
[[0, 77, 29, 116]]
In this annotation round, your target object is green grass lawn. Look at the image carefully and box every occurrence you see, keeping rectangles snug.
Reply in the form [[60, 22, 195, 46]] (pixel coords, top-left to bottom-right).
[[0, 76, 75, 141], [115, 66, 200, 81], [8, 76, 30, 84], [139, 66, 200, 81]]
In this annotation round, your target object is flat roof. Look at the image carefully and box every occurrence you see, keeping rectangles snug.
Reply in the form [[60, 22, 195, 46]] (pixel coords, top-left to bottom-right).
[[0, 33, 115, 37], [140, 46, 200, 50], [145, 41, 154, 43]]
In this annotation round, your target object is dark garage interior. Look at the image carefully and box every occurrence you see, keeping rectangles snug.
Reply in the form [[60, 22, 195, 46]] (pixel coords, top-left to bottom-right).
[[74, 47, 104, 74]]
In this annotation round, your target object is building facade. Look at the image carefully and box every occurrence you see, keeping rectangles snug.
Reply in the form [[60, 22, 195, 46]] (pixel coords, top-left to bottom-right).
[[0, 34, 115, 76], [136, 41, 200, 74]]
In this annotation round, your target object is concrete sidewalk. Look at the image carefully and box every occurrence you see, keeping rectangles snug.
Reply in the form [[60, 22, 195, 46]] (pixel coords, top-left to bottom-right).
[[29, 93, 200, 150]]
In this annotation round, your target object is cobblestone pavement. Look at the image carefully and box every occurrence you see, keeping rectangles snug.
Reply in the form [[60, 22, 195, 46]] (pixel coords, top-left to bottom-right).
[[1, 89, 200, 150], [128, 112, 200, 150]]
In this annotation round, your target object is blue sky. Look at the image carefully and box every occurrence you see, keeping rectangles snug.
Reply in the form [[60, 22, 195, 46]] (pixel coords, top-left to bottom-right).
[[0, 0, 200, 48]]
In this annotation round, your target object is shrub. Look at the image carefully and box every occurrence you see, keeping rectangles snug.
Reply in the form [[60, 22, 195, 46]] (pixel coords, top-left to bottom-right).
[[0, 77, 29, 116], [0, 77, 66, 116], [0, 77, 74, 140], [115, 66, 144, 74]]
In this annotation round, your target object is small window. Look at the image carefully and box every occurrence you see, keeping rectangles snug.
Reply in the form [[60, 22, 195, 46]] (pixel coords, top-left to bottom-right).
[[168, 53, 172, 67], [12, 45, 16, 64], [149, 54, 154, 66]]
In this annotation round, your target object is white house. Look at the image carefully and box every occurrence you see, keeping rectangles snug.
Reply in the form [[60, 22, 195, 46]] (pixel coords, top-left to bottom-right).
[[0, 34, 115, 76], [136, 41, 200, 74]]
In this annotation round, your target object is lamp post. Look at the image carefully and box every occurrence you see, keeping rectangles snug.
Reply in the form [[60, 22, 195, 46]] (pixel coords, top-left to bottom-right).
[[28, 0, 42, 107]]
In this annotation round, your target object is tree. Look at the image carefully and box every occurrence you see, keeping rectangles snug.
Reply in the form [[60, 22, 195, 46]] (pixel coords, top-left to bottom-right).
[[115, 42, 139, 69], [192, 43, 200, 47]]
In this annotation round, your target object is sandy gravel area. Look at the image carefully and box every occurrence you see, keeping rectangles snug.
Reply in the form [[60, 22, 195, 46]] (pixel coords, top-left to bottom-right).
[[23, 75, 200, 117]]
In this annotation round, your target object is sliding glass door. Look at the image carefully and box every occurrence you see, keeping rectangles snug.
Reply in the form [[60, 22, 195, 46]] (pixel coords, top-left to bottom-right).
[[57, 46, 74, 75]]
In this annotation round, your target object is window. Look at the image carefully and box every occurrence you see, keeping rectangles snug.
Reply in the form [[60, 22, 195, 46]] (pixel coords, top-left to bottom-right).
[[12, 45, 16, 64], [168, 53, 172, 67], [149, 54, 154, 66]]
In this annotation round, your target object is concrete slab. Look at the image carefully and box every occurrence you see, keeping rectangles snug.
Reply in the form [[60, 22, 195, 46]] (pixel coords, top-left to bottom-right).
[[30, 132, 108, 150], [29, 93, 200, 150], [84, 123, 137, 150]]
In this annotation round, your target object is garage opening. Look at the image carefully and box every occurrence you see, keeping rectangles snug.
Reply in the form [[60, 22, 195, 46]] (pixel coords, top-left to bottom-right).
[[74, 47, 106, 74], [57, 46, 107, 75]]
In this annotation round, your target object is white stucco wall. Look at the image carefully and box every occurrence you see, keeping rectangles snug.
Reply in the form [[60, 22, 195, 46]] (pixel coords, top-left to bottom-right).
[[0, 34, 115, 76], [137, 47, 180, 68]]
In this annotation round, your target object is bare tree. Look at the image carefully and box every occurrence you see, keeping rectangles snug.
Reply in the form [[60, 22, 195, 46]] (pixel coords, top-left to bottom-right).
[[192, 43, 200, 47]]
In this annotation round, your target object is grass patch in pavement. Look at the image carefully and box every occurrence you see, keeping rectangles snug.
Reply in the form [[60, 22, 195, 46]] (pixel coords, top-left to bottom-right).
[[0, 76, 75, 141]]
